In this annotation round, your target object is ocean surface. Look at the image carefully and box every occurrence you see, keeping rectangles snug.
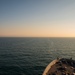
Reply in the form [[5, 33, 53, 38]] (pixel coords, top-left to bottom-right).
[[0, 37, 75, 75]]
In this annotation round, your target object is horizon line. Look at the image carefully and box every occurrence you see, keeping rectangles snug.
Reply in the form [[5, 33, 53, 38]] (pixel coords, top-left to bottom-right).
[[0, 36, 75, 38]]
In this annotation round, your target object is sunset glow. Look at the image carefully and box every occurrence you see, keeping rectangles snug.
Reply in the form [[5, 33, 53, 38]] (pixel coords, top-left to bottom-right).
[[0, 0, 75, 37]]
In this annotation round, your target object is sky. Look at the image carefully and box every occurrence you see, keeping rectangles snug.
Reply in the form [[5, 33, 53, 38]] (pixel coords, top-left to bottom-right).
[[0, 0, 75, 37]]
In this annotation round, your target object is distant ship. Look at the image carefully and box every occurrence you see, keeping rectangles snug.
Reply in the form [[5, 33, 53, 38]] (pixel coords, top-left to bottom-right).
[[43, 58, 75, 75]]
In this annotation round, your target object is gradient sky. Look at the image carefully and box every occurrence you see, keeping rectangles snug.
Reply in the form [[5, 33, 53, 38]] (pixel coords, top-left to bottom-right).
[[0, 0, 75, 37]]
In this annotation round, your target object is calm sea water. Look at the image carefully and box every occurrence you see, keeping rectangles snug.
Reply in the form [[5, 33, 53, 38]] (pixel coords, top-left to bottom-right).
[[0, 37, 75, 75]]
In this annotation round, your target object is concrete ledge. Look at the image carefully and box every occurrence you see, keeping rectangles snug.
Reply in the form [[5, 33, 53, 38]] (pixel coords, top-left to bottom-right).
[[42, 59, 59, 75]]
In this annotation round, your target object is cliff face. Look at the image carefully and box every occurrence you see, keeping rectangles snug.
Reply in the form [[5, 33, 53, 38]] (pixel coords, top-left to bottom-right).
[[43, 58, 75, 75]]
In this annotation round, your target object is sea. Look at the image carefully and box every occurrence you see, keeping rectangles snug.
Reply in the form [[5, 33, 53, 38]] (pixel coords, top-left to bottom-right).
[[0, 37, 75, 75]]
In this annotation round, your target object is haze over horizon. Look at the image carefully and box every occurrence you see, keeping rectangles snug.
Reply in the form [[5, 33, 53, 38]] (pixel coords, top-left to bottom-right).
[[0, 0, 75, 37]]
